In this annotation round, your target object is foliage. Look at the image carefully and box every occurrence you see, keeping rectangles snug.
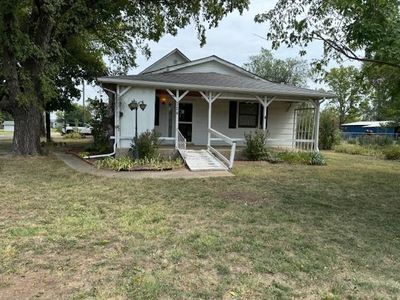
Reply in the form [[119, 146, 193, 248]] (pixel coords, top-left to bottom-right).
[[319, 108, 341, 150], [243, 48, 309, 86], [324, 67, 367, 125], [87, 98, 111, 154], [0, 110, 12, 123], [255, 0, 400, 72], [95, 156, 183, 171], [0, 0, 249, 155], [274, 150, 326, 165], [63, 132, 83, 139], [131, 130, 160, 160], [308, 152, 326, 166], [244, 130, 268, 160], [358, 135, 393, 147], [362, 63, 400, 123], [56, 104, 91, 126], [382, 146, 400, 160], [333, 143, 393, 157]]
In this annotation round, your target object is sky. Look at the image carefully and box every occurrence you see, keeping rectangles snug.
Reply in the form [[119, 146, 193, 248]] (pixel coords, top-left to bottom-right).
[[81, 0, 357, 105]]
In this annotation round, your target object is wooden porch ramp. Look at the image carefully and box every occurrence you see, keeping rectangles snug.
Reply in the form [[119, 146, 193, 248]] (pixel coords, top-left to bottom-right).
[[179, 149, 227, 171]]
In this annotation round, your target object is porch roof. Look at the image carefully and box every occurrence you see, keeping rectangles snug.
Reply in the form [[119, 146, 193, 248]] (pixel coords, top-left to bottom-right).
[[98, 72, 335, 100]]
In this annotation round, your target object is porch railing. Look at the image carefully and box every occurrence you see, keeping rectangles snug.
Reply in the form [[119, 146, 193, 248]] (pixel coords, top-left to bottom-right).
[[177, 129, 187, 156], [208, 128, 237, 169]]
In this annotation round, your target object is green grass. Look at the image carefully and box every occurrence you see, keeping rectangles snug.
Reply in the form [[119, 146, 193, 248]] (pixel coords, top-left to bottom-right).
[[0, 130, 13, 136], [0, 147, 400, 298]]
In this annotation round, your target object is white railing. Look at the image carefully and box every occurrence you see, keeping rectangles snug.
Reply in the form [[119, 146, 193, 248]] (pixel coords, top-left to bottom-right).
[[177, 129, 187, 154], [208, 128, 237, 169]]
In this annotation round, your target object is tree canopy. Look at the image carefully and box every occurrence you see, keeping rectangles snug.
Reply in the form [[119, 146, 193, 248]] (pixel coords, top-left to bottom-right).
[[0, 0, 249, 155], [324, 66, 367, 125], [255, 0, 400, 71], [243, 48, 309, 87]]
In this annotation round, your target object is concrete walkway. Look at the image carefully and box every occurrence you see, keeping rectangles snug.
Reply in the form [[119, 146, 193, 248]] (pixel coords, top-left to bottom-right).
[[54, 152, 234, 179]]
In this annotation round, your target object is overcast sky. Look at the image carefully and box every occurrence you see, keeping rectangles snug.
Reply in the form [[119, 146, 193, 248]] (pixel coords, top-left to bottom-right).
[[81, 0, 357, 104]]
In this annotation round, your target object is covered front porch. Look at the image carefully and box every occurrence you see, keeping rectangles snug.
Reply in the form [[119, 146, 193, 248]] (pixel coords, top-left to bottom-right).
[[151, 89, 322, 168]]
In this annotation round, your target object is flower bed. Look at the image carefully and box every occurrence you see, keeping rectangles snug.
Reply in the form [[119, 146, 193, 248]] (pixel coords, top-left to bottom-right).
[[95, 156, 184, 171]]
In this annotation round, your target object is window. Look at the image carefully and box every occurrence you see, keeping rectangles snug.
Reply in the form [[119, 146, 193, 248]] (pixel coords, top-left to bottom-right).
[[238, 102, 259, 128], [154, 96, 160, 126]]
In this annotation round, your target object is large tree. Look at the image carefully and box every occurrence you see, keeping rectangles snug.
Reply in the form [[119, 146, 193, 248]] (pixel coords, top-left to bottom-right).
[[0, 0, 249, 155], [324, 66, 367, 125], [243, 48, 309, 87], [255, 0, 400, 71]]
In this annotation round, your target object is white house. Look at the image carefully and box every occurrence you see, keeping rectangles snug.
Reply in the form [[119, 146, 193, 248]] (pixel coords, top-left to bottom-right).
[[98, 49, 333, 170]]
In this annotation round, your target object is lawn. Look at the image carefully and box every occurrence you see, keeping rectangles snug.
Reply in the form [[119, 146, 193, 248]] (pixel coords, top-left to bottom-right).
[[0, 144, 399, 299]]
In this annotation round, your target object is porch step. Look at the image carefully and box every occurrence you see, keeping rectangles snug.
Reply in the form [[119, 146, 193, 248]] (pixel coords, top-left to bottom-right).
[[179, 149, 227, 171]]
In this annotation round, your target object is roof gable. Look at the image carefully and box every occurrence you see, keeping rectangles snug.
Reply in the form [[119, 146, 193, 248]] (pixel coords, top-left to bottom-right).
[[140, 49, 190, 74], [146, 55, 264, 80]]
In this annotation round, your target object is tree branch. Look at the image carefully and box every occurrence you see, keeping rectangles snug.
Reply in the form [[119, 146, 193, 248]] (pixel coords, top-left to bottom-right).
[[314, 33, 400, 69]]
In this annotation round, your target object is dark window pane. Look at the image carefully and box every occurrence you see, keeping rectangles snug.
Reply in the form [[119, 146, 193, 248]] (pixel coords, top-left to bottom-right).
[[238, 102, 258, 128]]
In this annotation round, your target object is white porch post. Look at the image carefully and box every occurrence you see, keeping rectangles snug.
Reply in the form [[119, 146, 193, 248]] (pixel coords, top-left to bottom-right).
[[166, 89, 189, 149], [255, 96, 275, 131], [199, 91, 221, 148], [312, 100, 321, 151]]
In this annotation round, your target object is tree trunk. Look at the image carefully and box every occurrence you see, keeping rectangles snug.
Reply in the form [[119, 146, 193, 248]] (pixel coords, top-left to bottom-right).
[[45, 111, 51, 142], [12, 106, 43, 155]]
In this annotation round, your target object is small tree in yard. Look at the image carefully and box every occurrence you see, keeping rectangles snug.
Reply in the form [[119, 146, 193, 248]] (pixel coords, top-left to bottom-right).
[[319, 108, 341, 150]]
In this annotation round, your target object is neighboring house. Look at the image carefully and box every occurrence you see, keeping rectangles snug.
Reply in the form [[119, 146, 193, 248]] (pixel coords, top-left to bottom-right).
[[341, 121, 399, 138], [98, 49, 333, 170], [3, 121, 15, 132]]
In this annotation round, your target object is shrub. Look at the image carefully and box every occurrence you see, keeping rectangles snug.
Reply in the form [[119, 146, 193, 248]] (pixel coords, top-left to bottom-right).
[[96, 156, 183, 171], [309, 151, 326, 165], [319, 109, 341, 150], [273, 150, 326, 165], [383, 146, 400, 160], [88, 98, 112, 154], [64, 132, 83, 139], [244, 130, 268, 160], [358, 135, 393, 147], [131, 130, 160, 160]]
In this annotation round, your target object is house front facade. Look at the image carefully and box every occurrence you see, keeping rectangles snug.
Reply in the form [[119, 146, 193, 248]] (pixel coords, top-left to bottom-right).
[[98, 49, 333, 168]]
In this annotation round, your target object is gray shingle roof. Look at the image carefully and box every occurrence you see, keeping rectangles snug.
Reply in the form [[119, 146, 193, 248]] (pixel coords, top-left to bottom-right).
[[99, 72, 334, 99]]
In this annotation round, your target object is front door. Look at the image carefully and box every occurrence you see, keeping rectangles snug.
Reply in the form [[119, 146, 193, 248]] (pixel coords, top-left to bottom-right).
[[178, 103, 193, 142]]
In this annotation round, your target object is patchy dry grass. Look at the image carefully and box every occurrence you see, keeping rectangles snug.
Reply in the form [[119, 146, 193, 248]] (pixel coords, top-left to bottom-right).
[[0, 146, 399, 299]]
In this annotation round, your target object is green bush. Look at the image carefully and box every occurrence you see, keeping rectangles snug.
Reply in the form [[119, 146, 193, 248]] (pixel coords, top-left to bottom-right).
[[274, 150, 326, 165], [309, 151, 326, 165], [383, 146, 400, 160], [96, 156, 183, 171], [88, 98, 112, 154], [319, 109, 341, 150], [131, 130, 160, 160], [244, 130, 268, 160], [358, 135, 393, 147]]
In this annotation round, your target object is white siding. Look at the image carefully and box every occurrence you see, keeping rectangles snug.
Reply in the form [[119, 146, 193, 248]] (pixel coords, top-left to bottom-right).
[[154, 97, 297, 148], [143, 52, 188, 73], [171, 61, 249, 77], [119, 87, 155, 148]]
